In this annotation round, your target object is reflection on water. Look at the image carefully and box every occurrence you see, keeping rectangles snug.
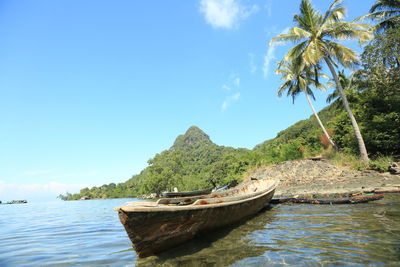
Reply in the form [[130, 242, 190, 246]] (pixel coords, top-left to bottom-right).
[[137, 207, 276, 267], [0, 195, 399, 266]]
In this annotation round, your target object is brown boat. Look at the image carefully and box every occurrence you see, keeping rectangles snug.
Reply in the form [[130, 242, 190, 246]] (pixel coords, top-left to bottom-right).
[[115, 178, 278, 258], [161, 187, 213, 198]]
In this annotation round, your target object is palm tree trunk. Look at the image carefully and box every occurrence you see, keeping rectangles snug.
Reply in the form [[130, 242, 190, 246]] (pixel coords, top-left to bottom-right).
[[304, 92, 338, 149], [324, 57, 369, 161]]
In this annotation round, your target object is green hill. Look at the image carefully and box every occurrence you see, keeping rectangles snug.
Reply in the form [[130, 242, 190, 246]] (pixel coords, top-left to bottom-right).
[[61, 126, 256, 200]]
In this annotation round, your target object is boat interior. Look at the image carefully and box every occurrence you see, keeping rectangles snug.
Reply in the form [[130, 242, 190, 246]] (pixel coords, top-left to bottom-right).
[[124, 178, 278, 208]]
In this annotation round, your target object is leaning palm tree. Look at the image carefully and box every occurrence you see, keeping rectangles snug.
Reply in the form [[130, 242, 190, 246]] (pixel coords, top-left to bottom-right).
[[270, 0, 372, 161], [358, 0, 400, 32], [276, 59, 337, 149]]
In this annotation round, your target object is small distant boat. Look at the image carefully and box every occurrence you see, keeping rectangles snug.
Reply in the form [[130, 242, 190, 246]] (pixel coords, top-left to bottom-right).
[[161, 187, 213, 198], [115, 178, 278, 258], [6, 200, 27, 204]]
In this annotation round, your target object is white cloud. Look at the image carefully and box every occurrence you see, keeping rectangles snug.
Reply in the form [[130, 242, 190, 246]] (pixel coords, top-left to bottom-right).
[[22, 170, 53, 176], [263, 27, 289, 77], [222, 84, 231, 91], [227, 73, 240, 87], [20, 169, 102, 180], [199, 0, 259, 29], [265, 0, 273, 18], [0, 180, 90, 202], [234, 77, 240, 87], [232, 92, 240, 100], [263, 44, 276, 77], [221, 101, 228, 110], [221, 73, 241, 111], [221, 92, 241, 111], [248, 52, 257, 74]]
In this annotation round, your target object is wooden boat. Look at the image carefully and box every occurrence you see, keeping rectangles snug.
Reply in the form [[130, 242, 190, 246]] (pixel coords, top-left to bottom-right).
[[115, 178, 278, 258], [161, 187, 213, 198]]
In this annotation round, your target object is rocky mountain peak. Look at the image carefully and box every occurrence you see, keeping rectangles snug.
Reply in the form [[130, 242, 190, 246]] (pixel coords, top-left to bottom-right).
[[171, 126, 213, 150]]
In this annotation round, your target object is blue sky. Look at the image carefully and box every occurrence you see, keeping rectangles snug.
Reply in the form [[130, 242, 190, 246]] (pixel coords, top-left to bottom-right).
[[0, 0, 375, 201]]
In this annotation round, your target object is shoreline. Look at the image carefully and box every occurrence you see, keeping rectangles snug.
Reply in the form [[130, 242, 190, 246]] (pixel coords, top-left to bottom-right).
[[62, 159, 400, 202], [251, 158, 400, 199]]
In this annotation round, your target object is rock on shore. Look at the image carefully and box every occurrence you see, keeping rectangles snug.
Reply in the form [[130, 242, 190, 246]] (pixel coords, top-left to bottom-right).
[[251, 159, 400, 198]]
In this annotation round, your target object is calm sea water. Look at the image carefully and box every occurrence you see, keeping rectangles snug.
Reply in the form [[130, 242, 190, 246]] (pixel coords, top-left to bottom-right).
[[0, 195, 399, 266]]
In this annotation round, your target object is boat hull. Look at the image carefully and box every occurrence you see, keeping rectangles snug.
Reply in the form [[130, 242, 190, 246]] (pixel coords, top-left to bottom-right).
[[117, 186, 275, 258]]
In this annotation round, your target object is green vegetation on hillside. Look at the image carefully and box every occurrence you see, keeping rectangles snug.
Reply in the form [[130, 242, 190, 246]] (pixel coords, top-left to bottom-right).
[[60, 126, 266, 200]]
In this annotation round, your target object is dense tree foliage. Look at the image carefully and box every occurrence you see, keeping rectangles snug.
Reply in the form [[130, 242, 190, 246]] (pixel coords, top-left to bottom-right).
[[333, 28, 400, 155]]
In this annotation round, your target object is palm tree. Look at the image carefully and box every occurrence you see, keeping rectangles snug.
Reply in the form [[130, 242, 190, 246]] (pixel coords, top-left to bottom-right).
[[270, 0, 372, 161], [326, 70, 354, 104], [358, 0, 400, 32], [276, 59, 337, 149]]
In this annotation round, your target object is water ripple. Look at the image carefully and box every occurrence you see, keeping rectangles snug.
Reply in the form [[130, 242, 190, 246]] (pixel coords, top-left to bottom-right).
[[1, 196, 399, 266]]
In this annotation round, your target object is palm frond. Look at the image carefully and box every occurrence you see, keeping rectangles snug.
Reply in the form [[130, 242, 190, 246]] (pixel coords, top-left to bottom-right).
[[371, 10, 399, 20], [277, 81, 292, 97], [323, 0, 346, 25], [269, 26, 312, 46], [356, 10, 400, 22], [327, 6, 346, 23], [325, 41, 359, 68], [323, 21, 373, 44], [357, 1, 400, 32], [326, 91, 340, 103], [295, 0, 323, 30], [269, 32, 303, 46], [283, 41, 309, 62], [371, 0, 400, 12], [303, 40, 324, 65], [291, 27, 312, 38], [324, 0, 344, 19], [326, 69, 354, 103], [275, 55, 324, 105], [326, 81, 336, 88], [374, 16, 400, 31], [304, 86, 316, 100]]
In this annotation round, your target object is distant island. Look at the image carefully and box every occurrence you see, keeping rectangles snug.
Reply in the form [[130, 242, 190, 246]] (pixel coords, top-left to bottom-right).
[[1, 200, 28, 204]]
